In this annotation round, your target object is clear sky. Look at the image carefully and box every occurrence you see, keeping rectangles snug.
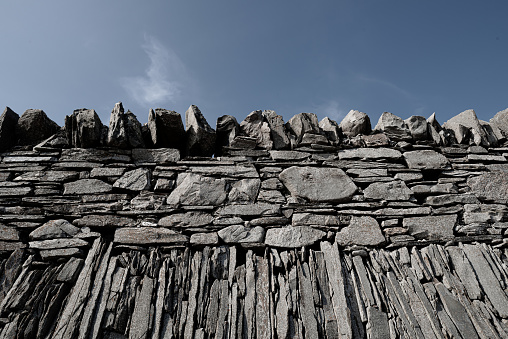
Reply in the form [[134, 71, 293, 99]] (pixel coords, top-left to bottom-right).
[[1, 0, 507, 129]]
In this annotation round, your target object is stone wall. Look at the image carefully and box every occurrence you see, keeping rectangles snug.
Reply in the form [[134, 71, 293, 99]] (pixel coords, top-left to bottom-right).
[[2, 104, 508, 338]]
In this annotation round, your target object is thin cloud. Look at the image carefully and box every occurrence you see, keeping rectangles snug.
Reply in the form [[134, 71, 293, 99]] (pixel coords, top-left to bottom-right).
[[122, 35, 186, 106], [314, 100, 347, 122]]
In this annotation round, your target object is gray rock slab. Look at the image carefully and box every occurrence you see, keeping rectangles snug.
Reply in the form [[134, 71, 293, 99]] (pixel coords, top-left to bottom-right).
[[189, 164, 259, 178], [215, 115, 240, 155], [0, 107, 19, 152], [218, 225, 265, 243], [447, 246, 482, 300], [363, 180, 412, 201], [0, 225, 19, 241], [113, 168, 151, 191], [269, 150, 311, 161], [443, 109, 489, 146], [90, 167, 126, 178], [279, 166, 357, 203], [339, 110, 371, 137], [0, 186, 32, 197], [335, 216, 385, 246], [463, 203, 507, 224], [490, 108, 508, 138], [158, 211, 213, 227], [186, 105, 216, 156], [373, 112, 410, 139], [405, 115, 428, 140], [57, 257, 84, 282], [403, 150, 449, 170], [131, 148, 180, 164], [73, 215, 136, 228], [319, 117, 341, 144], [228, 178, 261, 203], [265, 226, 326, 247], [262, 110, 291, 149], [286, 112, 321, 143], [240, 110, 273, 149], [60, 148, 131, 163], [468, 171, 508, 202], [425, 193, 480, 206], [148, 108, 186, 150], [338, 147, 402, 160], [29, 238, 89, 250], [113, 227, 188, 244], [216, 202, 281, 217], [16, 109, 60, 146], [190, 232, 219, 245], [29, 219, 80, 240], [64, 108, 103, 148], [13, 170, 78, 183], [167, 173, 227, 206], [292, 213, 341, 226], [63, 179, 113, 195], [366, 307, 390, 339], [403, 215, 456, 240]]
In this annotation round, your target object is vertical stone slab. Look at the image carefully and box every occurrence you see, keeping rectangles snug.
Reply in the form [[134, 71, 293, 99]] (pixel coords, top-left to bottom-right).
[[245, 251, 256, 339], [256, 255, 271, 338], [298, 261, 319, 338]]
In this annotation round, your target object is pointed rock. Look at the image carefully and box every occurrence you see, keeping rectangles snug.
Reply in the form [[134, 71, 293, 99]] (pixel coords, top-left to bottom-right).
[[29, 219, 80, 240], [339, 110, 371, 137], [186, 105, 216, 156], [490, 108, 508, 140], [443, 109, 490, 146], [404, 115, 428, 140], [374, 112, 410, 140], [215, 115, 240, 155], [0, 107, 19, 151], [319, 117, 341, 144], [148, 108, 186, 150], [64, 108, 103, 148], [16, 109, 60, 146], [262, 110, 291, 149], [106, 103, 145, 148], [480, 120, 503, 144], [286, 112, 321, 144], [240, 110, 273, 149]]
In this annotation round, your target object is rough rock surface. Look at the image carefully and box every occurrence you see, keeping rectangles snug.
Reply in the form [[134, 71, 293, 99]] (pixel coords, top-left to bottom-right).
[[490, 108, 508, 138], [113, 168, 151, 191], [0, 107, 19, 151], [106, 103, 145, 148], [335, 216, 385, 246], [286, 112, 321, 144], [339, 110, 371, 137], [279, 166, 357, 203], [363, 180, 412, 201], [240, 110, 273, 150], [443, 109, 490, 146], [65, 108, 103, 148], [262, 110, 291, 149], [63, 179, 113, 195], [404, 115, 428, 140], [374, 112, 410, 140], [217, 225, 265, 243], [16, 109, 59, 146], [148, 108, 186, 150], [403, 149, 449, 169], [265, 226, 326, 247], [467, 171, 508, 201], [167, 173, 227, 206], [215, 115, 240, 155], [403, 215, 456, 240], [186, 105, 216, 156], [29, 219, 79, 240]]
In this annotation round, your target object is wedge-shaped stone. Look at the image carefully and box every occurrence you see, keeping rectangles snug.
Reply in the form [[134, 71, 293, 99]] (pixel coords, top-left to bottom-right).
[[186, 105, 216, 156], [113, 227, 188, 244], [403, 215, 456, 240], [148, 108, 186, 149], [319, 117, 341, 144], [467, 171, 508, 202], [403, 150, 449, 170], [29, 219, 79, 240], [159, 211, 213, 227], [364, 180, 412, 201], [113, 168, 151, 191], [16, 109, 60, 146], [29, 238, 89, 250], [167, 173, 227, 206], [335, 216, 384, 246], [374, 112, 410, 140], [338, 147, 402, 160], [265, 226, 325, 247], [218, 225, 265, 243], [131, 148, 180, 163], [64, 179, 113, 195], [443, 109, 489, 146], [279, 166, 357, 203], [64, 108, 103, 148]]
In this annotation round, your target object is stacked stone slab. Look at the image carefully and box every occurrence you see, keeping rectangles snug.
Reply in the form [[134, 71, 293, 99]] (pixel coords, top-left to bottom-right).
[[1, 105, 508, 337]]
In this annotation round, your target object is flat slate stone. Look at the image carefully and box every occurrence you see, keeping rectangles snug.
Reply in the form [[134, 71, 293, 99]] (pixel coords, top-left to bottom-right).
[[13, 170, 79, 182], [425, 194, 480, 206], [279, 166, 357, 203], [335, 216, 385, 246], [113, 227, 188, 244], [0, 225, 20, 241], [113, 168, 151, 191], [167, 173, 227, 206], [158, 211, 213, 227], [29, 238, 89, 250], [265, 226, 326, 248], [63, 179, 113, 195], [216, 203, 281, 217], [56, 257, 84, 282], [73, 215, 136, 228], [467, 171, 508, 202], [190, 232, 219, 245], [269, 150, 312, 161], [29, 219, 80, 240], [403, 215, 456, 240], [131, 148, 180, 164], [292, 213, 341, 226], [338, 148, 402, 160], [218, 225, 265, 243], [403, 150, 449, 170], [363, 180, 412, 201]]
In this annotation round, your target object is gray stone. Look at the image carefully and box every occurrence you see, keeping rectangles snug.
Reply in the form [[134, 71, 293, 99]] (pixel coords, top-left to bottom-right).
[[394, 172, 423, 182], [463, 203, 507, 224], [292, 213, 340, 226], [215, 115, 240, 155], [154, 178, 175, 192], [113, 227, 188, 244], [300, 132, 329, 145], [361, 133, 390, 147], [186, 105, 216, 156], [230, 136, 257, 149], [63, 179, 113, 195], [0, 107, 19, 151], [363, 180, 412, 201], [366, 307, 390, 339], [265, 226, 326, 247], [190, 232, 219, 245], [447, 247, 482, 300], [57, 257, 84, 282], [73, 215, 136, 227], [338, 147, 402, 160], [404, 115, 428, 140], [64, 108, 103, 148], [339, 110, 371, 137], [132, 148, 180, 164], [257, 190, 286, 204], [0, 225, 19, 241], [403, 215, 456, 240], [218, 225, 265, 243], [113, 168, 151, 191], [286, 113, 321, 143], [216, 202, 280, 216], [425, 193, 479, 206], [411, 183, 458, 195], [319, 117, 341, 144], [167, 173, 227, 206], [14, 170, 79, 182], [490, 108, 508, 139], [148, 108, 186, 150], [403, 150, 449, 169], [0, 185, 32, 197], [443, 109, 489, 146], [373, 112, 410, 140], [106, 103, 145, 148], [468, 171, 508, 202], [335, 216, 385, 246], [279, 166, 357, 203], [29, 238, 89, 250], [262, 110, 291, 149], [90, 167, 125, 178], [60, 148, 130, 163], [228, 178, 261, 203], [269, 150, 311, 161], [29, 219, 80, 240], [240, 110, 273, 149], [346, 168, 388, 177], [189, 164, 259, 178], [16, 109, 60, 146], [158, 211, 213, 227]]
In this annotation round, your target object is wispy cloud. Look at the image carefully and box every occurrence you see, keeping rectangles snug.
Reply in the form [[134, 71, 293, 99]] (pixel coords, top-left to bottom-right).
[[314, 100, 347, 122], [122, 35, 186, 106]]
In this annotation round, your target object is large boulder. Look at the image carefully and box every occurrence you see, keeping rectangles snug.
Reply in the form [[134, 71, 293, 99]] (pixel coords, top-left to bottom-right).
[[240, 110, 273, 149], [404, 116, 428, 140], [148, 108, 186, 150], [339, 110, 371, 137], [319, 117, 341, 145], [64, 108, 103, 148], [185, 105, 216, 156], [16, 109, 60, 146], [0, 107, 19, 151], [107, 103, 145, 149], [374, 112, 410, 140], [286, 113, 321, 144], [443, 109, 490, 146], [279, 166, 357, 203], [215, 115, 240, 155], [262, 110, 291, 149]]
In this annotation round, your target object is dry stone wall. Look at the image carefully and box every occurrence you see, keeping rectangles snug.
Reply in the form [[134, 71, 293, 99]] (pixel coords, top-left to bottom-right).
[[2, 103, 508, 337]]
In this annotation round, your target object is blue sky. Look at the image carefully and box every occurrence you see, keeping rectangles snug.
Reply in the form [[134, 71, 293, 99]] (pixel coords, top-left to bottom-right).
[[1, 0, 507, 128]]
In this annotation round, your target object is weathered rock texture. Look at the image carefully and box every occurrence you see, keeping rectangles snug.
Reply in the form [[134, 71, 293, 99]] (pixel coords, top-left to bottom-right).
[[1, 105, 508, 337]]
